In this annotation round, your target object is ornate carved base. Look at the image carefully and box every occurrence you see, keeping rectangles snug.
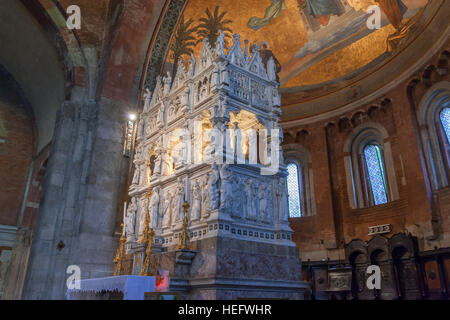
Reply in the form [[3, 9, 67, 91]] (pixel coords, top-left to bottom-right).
[[175, 249, 197, 265], [145, 237, 307, 300]]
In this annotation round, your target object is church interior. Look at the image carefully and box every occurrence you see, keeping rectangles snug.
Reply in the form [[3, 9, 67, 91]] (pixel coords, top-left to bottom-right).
[[0, 0, 449, 300]]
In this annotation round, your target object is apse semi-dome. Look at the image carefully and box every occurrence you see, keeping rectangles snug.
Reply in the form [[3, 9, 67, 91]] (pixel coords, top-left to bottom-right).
[[164, 0, 430, 90]]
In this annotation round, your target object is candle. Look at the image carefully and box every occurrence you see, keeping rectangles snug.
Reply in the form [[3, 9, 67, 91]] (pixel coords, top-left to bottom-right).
[[122, 201, 127, 236], [185, 176, 189, 202]]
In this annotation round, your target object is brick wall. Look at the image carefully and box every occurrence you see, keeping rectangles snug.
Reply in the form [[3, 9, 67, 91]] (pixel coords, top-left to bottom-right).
[[0, 67, 36, 227], [285, 46, 450, 260], [20, 148, 49, 230]]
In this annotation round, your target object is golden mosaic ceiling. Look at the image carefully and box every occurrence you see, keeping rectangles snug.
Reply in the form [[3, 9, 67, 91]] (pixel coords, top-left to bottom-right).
[[166, 0, 429, 88]]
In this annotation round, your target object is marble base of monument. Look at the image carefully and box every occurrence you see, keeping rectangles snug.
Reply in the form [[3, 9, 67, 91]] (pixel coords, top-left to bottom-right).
[[148, 237, 307, 300]]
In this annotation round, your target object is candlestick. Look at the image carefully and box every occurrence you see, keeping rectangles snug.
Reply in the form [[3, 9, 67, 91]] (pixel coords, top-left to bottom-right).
[[140, 228, 155, 276], [177, 202, 191, 250], [184, 176, 189, 202], [113, 223, 126, 276], [122, 201, 127, 237], [139, 190, 152, 244]]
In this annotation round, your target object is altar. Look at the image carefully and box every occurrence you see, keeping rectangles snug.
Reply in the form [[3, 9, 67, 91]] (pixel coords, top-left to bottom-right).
[[66, 276, 156, 300]]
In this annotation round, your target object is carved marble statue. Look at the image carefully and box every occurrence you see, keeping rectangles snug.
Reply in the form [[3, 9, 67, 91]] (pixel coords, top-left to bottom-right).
[[125, 197, 137, 242], [143, 88, 151, 112], [180, 128, 191, 165], [153, 154, 161, 177], [156, 104, 164, 127], [201, 177, 208, 219], [132, 146, 142, 185], [181, 87, 190, 110], [138, 198, 147, 236], [170, 128, 189, 169], [149, 187, 160, 230], [199, 80, 208, 101], [267, 57, 277, 82], [171, 141, 183, 167], [220, 60, 229, 85], [272, 87, 281, 108], [251, 181, 259, 221], [212, 62, 219, 89], [145, 117, 154, 137], [163, 72, 172, 95], [242, 132, 250, 160], [173, 178, 185, 223], [204, 132, 217, 163], [161, 151, 172, 176], [136, 117, 144, 141], [191, 180, 202, 221], [219, 164, 233, 212], [259, 184, 268, 222], [265, 184, 273, 222], [132, 164, 140, 186], [205, 164, 220, 212], [139, 153, 147, 185], [216, 30, 225, 56], [152, 145, 162, 177], [167, 102, 175, 120], [245, 179, 257, 220], [260, 183, 273, 223], [162, 192, 172, 228], [231, 177, 244, 219], [277, 177, 289, 222]]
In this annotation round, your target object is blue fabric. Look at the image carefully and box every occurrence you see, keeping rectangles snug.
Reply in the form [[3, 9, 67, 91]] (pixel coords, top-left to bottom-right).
[[66, 275, 156, 300], [306, 0, 340, 17]]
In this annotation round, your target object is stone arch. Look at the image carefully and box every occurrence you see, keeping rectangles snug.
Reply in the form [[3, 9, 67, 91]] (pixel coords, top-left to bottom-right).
[[20, 0, 91, 98]]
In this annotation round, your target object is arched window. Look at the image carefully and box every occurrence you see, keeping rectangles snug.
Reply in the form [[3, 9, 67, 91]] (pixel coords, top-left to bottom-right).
[[363, 144, 388, 205], [439, 107, 450, 143], [286, 162, 302, 218], [343, 122, 399, 209], [417, 83, 450, 190], [283, 143, 316, 217]]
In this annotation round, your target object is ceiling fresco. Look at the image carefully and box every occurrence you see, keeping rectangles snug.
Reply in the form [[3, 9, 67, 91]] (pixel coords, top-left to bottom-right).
[[164, 0, 430, 88]]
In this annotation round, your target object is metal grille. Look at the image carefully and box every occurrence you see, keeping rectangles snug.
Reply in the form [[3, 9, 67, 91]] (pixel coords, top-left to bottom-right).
[[364, 144, 388, 205], [440, 107, 450, 143], [287, 163, 302, 217]]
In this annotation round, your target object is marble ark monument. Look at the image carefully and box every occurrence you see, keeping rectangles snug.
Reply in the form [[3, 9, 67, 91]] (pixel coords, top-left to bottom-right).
[[123, 32, 306, 299]]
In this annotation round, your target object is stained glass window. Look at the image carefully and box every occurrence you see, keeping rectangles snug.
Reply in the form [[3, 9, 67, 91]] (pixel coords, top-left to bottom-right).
[[363, 144, 388, 205], [287, 162, 302, 218], [440, 107, 450, 144]]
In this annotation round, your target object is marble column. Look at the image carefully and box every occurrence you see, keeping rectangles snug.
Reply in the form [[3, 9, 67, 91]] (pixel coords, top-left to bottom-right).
[[23, 97, 127, 299]]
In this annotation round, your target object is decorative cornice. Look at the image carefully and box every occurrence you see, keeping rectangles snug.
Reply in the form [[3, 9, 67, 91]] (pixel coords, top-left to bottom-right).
[[143, 0, 187, 93]]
